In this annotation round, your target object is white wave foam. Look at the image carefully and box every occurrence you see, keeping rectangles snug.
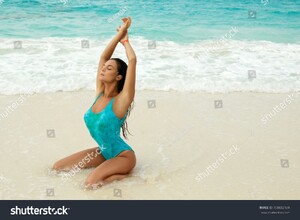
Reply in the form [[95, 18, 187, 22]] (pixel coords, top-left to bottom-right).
[[0, 37, 299, 94]]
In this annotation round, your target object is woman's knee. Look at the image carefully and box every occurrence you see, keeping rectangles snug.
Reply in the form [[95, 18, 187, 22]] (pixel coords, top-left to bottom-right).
[[52, 160, 61, 171], [52, 159, 70, 171]]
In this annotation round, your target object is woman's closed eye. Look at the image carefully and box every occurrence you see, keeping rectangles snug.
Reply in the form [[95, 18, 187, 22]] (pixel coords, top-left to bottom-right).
[[103, 65, 112, 70]]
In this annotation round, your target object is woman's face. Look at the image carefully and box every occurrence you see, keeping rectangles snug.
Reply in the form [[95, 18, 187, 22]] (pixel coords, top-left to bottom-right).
[[100, 60, 120, 83]]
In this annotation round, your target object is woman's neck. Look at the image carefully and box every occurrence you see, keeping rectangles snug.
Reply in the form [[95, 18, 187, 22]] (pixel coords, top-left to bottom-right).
[[102, 86, 118, 98]]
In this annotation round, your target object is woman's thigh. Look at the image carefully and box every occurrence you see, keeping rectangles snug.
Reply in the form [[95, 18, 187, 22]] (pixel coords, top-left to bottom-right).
[[53, 147, 106, 171]]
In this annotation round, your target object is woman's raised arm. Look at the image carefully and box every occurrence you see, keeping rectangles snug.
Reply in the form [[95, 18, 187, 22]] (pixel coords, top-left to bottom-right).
[[116, 17, 136, 102], [96, 21, 129, 97], [122, 41, 137, 101]]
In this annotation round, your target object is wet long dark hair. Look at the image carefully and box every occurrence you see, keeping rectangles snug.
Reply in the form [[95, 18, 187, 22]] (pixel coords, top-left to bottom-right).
[[110, 58, 134, 140]]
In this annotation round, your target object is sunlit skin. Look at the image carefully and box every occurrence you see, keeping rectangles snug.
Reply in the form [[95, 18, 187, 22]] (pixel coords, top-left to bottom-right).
[[93, 59, 127, 120], [52, 17, 137, 189]]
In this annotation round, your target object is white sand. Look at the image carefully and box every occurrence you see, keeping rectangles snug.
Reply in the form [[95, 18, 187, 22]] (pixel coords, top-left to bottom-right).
[[0, 90, 299, 199]]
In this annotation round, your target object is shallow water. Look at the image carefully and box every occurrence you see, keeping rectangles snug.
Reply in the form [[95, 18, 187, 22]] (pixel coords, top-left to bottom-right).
[[0, 0, 299, 94]]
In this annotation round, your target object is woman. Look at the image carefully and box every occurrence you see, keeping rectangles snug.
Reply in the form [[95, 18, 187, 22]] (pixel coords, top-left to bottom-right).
[[52, 17, 137, 189]]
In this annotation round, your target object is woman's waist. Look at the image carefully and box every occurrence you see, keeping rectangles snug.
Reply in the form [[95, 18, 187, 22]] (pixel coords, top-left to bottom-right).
[[91, 131, 121, 139]]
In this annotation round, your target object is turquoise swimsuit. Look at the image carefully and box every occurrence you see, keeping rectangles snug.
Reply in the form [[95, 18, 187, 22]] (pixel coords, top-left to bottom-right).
[[84, 92, 134, 160]]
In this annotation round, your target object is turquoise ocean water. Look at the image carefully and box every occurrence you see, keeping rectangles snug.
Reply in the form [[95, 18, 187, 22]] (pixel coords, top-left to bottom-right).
[[0, 0, 299, 94]]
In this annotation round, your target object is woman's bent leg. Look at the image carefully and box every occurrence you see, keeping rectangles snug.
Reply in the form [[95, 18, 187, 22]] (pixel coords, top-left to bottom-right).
[[52, 147, 106, 171]]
